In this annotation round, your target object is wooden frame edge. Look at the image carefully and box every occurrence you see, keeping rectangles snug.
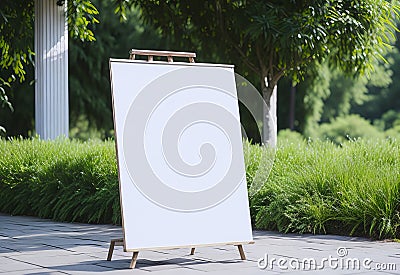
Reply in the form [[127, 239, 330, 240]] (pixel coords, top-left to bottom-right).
[[108, 60, 128, 253]]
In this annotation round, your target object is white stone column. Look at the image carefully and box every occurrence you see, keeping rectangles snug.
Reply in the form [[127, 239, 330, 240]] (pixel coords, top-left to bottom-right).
[[35, 0, 69, 139]]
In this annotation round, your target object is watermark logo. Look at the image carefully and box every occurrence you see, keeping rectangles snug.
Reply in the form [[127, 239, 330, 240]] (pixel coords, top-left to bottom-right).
[[122, 66, 276, 211], [336, 247, 348, 257], [257, 247, 397, 271]]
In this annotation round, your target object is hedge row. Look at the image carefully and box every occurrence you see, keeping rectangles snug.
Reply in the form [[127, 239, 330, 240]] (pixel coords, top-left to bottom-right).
[[0, 138, 120, 224], [1, 137, 399, 239], [247, 138, 400, 240]]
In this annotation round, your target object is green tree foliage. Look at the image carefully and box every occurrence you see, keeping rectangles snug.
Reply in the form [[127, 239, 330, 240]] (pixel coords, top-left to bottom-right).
[[68, 0, 99, 41], [352, 46, 400, 123], [0, 0, 99, 112], [0, 0, 166, 137], [0, 67, 34, 137], [68, 0, 166, 137], [303, 57, 393, 136], [120, 0, 400, 145], [299, 63, 332, 136], [0, 1, 34, 84], [277, 43, 395, 136], [2, 0, 400, 138], [0, 1, 36, 136], [130, 0, 399, 98], [0, 0, 35, 117]]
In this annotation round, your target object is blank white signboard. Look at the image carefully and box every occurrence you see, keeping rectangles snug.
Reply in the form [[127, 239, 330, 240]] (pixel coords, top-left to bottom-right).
[[110, 59, 253, 251]]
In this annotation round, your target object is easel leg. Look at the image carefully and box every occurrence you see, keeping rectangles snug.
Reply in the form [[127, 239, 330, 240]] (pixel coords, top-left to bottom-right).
[[190, 247, 195, 255], [236, 244, 246, 260], [107, 240, 116, 261], [129, 252, 139, 269]]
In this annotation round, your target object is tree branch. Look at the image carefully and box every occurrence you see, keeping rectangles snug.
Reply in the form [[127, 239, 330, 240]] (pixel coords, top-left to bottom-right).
[[215, 2, 260, 74]]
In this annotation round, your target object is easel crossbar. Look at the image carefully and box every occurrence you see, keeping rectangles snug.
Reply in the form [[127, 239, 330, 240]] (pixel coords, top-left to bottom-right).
[[129, 49, 196, 63]]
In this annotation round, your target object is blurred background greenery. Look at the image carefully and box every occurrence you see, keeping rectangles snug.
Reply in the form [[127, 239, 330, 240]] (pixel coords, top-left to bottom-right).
[[0, 0, 399, 142]]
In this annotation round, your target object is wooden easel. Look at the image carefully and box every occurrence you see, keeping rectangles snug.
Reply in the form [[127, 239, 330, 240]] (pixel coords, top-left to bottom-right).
[[107, 49, 253, 269], [107, 238, 251, 269]]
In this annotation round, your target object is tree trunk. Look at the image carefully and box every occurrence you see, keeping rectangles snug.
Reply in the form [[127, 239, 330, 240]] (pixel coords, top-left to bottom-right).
[[261, 76, 277, 147], [289, 85, 296, 130]]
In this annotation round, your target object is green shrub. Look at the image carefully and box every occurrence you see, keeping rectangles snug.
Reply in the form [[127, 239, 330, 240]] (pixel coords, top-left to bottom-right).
[[277, 129, 305, 144], [251, 138, 400, 239], [376, 110, 400, 131], [316, 114, 383, 143], [1, 137, 399, 240], [0, 137, 120, 224], [385, 125, 400, 139]]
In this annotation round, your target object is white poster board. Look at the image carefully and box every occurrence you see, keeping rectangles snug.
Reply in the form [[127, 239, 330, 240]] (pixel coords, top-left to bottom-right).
[[110, 59, 253, 251]]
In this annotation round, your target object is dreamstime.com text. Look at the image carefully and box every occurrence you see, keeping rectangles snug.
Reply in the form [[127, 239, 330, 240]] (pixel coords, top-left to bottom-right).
[[257, 247, 397, 271]]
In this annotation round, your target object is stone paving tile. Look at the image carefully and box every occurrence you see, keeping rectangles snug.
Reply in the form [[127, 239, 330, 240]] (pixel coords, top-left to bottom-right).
[[66, 244, 109, 256], [6, 254, 91, 268], [0, 256, 42, 272], [180, 260, 249, 272], [95, 258, 135, 270], [65, 271, 151, 275], [148, 267, 207, 274], [1, 213, 399, 274], [3, 249, 83, 258], [49, 263, 116, 273], [0, 269, 67, 275]]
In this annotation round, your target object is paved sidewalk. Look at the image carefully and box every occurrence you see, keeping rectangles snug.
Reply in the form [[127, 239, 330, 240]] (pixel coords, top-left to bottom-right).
[[0, 213, 399, 274]]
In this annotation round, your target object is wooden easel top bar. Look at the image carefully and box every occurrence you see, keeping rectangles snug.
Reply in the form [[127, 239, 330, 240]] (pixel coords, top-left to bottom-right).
[[129, 49, 196, 63]]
